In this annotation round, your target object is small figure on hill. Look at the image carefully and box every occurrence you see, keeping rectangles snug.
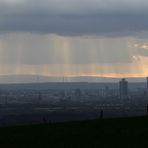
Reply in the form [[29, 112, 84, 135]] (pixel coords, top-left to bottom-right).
[[43, 117, 47, 124], [100, 110, 104, 120], [147, 105, 148, 116]]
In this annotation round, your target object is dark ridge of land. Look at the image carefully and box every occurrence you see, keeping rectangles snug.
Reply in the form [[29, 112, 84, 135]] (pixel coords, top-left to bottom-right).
[[0, 116, 148, 148], [0, 75, 147, 84]]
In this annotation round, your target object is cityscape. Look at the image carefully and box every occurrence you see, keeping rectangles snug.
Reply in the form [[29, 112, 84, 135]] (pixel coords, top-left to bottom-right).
[[0, 77, 148, 126], [1, 0, 148, 147]]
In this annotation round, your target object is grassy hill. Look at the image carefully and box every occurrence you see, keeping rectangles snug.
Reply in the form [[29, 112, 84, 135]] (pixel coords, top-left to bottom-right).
[[0, 116, 148, 148]]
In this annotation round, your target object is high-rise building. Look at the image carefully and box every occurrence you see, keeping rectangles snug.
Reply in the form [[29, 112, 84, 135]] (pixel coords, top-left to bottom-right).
[[147, 77, 148, 90], [119, 78, 128, 99]]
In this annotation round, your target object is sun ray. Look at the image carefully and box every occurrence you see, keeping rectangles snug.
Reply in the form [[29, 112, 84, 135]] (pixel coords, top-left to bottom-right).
[[0, 33, 148, 78]]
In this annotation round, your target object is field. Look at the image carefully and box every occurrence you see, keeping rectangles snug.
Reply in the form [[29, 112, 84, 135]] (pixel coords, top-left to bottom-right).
[[0, 116, 148, 148]]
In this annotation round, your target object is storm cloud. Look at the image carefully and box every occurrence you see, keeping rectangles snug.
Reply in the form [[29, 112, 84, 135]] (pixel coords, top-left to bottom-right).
[[0, 0, 148, 36]]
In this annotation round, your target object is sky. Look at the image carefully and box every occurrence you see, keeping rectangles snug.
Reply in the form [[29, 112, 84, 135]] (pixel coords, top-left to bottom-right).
[[0, 0, 148, 78]]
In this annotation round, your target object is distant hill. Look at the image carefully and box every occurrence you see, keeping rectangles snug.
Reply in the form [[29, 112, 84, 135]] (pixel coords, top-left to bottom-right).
[[0, 116, 148, 148], [0, 75, 146, 90], [0, 75, 147, 84]]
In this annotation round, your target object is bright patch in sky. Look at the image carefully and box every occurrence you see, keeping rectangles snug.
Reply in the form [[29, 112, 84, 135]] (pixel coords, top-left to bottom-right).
[[0, 33, 147, 77]]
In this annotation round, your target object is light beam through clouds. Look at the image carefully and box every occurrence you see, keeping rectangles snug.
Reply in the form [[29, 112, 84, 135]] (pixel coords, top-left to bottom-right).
[[0, 33, 147, 77]]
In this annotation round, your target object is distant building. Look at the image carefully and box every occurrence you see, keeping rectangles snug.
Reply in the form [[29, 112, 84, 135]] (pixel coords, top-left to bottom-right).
[[147, 77, 148, 90], [105, 86, 109, 97], [145, 77, 148, 97], [75, 89, 82, 98], [119, 78, 128, 99]]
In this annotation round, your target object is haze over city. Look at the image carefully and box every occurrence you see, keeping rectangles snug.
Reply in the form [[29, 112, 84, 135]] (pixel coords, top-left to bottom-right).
[[0, 0, 148, 80]]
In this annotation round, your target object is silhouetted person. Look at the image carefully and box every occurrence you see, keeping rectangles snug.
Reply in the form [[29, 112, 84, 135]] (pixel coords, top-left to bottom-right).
[[48, 120, 52, 124], [147, 105, 148, 116], [100, 110, 104, 120], [43, 117, 47, 124]]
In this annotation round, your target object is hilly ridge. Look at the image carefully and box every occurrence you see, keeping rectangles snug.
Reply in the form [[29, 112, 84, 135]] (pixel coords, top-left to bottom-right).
[[0, 116, 148, 148], [0, 75, 147, 84]]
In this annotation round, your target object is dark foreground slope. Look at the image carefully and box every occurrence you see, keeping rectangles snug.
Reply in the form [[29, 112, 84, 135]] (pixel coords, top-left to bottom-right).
[[0, 117, 148, 148]]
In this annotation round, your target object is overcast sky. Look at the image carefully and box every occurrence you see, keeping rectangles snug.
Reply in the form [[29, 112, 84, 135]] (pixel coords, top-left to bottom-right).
[[0, 0, 148, 77], [1, 0, 148, 35]]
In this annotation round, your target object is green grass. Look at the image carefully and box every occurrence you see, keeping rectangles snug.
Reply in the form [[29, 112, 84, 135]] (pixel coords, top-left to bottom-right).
[[0, 116, 148, 148]]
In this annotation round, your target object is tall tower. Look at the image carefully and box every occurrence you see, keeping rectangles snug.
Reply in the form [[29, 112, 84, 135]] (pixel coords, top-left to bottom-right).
[[119, 78, 128, 99], [147, 77, 148, 90]]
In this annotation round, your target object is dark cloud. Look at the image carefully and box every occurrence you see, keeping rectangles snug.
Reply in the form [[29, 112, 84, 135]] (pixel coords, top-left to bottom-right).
[[0, 0, 148, 36]]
